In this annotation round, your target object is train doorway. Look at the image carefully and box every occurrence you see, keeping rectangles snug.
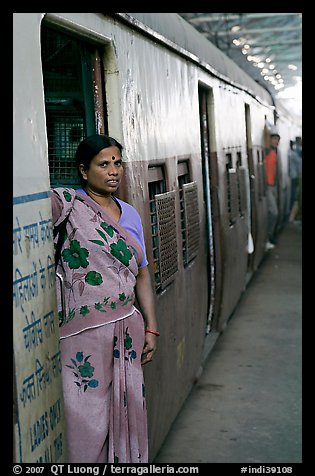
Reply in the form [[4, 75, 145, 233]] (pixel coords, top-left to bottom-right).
[[198, 85, 223, 347]]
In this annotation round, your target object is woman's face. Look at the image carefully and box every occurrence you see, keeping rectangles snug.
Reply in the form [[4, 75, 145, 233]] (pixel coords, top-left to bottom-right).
[[79, 146, 124, 195]]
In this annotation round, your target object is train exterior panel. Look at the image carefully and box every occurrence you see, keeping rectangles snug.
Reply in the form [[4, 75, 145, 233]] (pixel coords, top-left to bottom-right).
[[13, 12, 301, 462]]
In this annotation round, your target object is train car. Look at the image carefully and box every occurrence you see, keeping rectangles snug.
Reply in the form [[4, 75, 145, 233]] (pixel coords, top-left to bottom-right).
[[13, 12, 302, 463]]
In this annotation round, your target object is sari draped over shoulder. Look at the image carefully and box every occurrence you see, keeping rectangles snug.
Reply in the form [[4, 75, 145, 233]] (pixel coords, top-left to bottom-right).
[[52, 187, 145, 339]]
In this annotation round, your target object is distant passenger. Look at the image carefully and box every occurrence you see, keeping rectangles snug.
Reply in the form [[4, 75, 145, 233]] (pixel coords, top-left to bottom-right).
[[264, 127, 280, 250], [288, 140, 302, 223]]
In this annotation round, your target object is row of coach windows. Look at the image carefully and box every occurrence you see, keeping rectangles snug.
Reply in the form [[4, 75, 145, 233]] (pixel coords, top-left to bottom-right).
[[225, 151, 247, 226], [148, 162, 200, 293]]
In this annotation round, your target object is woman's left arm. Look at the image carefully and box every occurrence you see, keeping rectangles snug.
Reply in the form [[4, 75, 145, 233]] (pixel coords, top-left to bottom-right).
[[135, 266, 158, 365]]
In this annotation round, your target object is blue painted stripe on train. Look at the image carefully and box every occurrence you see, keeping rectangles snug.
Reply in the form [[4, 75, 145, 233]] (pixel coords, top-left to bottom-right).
[[13, 191, 50, 205]]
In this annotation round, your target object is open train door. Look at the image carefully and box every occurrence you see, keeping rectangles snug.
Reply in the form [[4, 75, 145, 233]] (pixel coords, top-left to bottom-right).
[[198, 85, 223, 356]]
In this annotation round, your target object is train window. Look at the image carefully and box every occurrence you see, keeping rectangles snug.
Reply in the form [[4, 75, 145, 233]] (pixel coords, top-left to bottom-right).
[[225, 153, 238, 225], [236, 152, 246, 217], [257, 149, 266, 200], [148, 166, 178, 292], [41, 24, 107, 188], [178, 161, 200, 266], [178, 161, 190, 263]]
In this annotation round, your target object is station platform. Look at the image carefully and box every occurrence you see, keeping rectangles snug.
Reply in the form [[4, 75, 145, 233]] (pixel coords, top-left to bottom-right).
[[153, 221, 302, 464]]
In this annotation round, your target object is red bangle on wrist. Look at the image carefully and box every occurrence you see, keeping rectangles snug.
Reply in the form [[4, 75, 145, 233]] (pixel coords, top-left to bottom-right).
[[145, 329, 160, 336]]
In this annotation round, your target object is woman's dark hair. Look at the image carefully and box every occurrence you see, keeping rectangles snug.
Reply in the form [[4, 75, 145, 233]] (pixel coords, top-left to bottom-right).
[[75, 134, 123, 186]]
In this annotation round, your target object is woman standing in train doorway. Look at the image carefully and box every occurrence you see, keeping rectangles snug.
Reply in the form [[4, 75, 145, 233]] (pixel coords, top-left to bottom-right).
[[51, 134, 159, 463]]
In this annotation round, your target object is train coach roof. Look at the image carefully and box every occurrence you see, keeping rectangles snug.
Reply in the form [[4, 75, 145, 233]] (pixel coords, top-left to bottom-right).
[[112, 13, 274, 108]]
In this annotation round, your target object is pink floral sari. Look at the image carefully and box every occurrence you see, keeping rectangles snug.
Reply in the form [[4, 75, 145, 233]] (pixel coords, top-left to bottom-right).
[[52, 188, 148, 463]]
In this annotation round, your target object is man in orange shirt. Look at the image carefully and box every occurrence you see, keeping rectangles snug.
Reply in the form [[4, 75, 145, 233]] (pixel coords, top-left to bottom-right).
[[265, 130, 280, 249]]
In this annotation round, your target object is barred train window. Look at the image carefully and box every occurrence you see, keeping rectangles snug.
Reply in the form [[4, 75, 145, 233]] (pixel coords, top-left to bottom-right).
[[236, 152, 243, 216], [41, 24, 107, 188], [257, 149, 266, 200], [178, 161, 190, 264], [148, 166, 178, 292], [178, 161, 200, 266], [226, 153, 238, 226]]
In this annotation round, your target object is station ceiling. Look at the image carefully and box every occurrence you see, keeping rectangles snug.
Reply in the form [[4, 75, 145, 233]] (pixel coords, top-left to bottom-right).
[[178, 13, 302, 96]]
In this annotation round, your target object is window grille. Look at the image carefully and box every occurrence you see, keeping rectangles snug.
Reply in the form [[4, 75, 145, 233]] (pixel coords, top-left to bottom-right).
[[226, 153, 238, 225], [155, 191, 178, 289], [238, 166, 247, 216], [182, 182, 200, 264], [148, 167, 178, 292], [178, 162, 190, 265], [41, 27, 86, 188], [178, 161, 200, 266], [148, 168, 166, 291], [257, 149, 266, 200], [236, 152, 246, 216]]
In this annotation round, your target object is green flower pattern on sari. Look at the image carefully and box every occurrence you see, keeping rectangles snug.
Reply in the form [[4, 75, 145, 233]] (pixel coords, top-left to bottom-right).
[[113, 328, 137, 362], [66, 351, 99, 392], [100, 221, 115, 237], [110, 239, 133, 266], [63, 190, 72, 202], [62, 240, 89, 269], [85, 271, 103, 286], [89, 221, 134, 267], [76, 293, 133, 321], [79, 305, 90, 317]]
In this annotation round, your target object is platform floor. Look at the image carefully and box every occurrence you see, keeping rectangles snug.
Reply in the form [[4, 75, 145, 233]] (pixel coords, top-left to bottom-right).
[[153, 222, 302, 464]]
